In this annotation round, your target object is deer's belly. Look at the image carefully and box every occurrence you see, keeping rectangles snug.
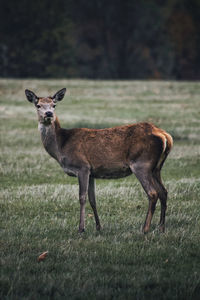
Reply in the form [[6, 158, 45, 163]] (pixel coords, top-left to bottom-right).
[[91, 165, 132, 179]]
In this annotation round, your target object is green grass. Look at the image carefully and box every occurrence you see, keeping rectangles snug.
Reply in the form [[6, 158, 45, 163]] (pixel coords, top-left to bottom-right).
[[1, 79, 200, 299]]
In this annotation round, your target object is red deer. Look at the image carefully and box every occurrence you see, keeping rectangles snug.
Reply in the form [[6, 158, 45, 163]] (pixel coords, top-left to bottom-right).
[[25, 88, 173, 233]]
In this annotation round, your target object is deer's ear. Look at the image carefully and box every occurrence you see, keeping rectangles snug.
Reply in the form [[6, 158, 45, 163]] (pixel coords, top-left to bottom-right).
[[52, 88, 66, 102], [25, 89, 38, 104]]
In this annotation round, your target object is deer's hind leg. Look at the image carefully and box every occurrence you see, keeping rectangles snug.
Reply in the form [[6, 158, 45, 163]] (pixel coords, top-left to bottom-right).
[[153, 160, 168, 233], [152, 135, 172, 232], [130, 162, 159, 233]]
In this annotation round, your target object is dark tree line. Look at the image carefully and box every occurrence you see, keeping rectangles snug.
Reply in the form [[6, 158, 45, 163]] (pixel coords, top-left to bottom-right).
[[0, 0, 200, 79]]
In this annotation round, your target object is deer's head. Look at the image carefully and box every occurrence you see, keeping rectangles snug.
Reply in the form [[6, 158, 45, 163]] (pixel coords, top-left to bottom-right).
[[25, 88, 66, 125]]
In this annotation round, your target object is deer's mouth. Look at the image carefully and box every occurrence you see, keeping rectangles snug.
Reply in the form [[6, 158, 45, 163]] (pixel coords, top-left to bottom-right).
[[43, 116, 53, 124]]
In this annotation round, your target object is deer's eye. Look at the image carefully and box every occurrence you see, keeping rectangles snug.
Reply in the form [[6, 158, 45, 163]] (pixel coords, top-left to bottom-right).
[[36, 104, 41, 109], [53, 104, 56, 108]]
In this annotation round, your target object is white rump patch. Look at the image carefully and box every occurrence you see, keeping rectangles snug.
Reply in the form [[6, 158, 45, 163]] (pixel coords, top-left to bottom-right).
[[157, 136, 167, 169]]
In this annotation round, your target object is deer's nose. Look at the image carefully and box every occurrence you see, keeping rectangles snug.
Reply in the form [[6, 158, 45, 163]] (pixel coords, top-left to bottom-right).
[[45, 111, 53, 118]]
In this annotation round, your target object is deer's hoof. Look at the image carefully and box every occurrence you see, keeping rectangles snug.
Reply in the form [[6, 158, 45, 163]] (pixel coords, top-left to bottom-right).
[[96, 225, 101, 231], [159, 225, 165, 233], [142, 226, 149, 234]]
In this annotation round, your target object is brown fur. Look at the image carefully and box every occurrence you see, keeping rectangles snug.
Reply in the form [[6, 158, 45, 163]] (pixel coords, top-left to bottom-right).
[[25, 88, 173, 234], [56, 121, 168, 179]]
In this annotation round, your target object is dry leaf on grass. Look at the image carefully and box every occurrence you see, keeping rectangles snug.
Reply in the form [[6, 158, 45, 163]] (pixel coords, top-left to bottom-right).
[[37, 251, 48, 262]]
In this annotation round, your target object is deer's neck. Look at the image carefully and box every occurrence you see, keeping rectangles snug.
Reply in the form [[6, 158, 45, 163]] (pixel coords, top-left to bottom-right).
[[38, 116, 61, 161]]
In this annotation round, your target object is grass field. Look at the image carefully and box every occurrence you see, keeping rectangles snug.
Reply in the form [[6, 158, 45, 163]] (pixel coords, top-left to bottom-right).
[[1, 79, 200, 299]]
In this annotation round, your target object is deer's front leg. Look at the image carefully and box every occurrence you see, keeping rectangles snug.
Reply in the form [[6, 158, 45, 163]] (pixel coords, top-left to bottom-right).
[[78, 168, 90, 233], [88, 177, 101, 231]]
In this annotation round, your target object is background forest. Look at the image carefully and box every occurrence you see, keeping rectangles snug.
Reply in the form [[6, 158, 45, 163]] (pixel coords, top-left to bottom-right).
[[0, 0, 200, 80]]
